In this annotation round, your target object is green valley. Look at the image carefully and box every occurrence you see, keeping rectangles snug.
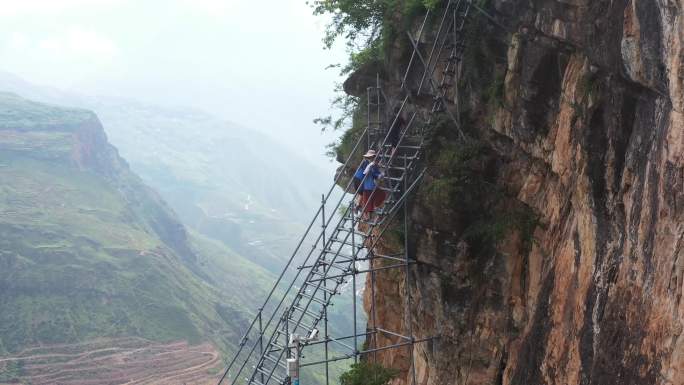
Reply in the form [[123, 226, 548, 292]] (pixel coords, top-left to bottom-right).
[[0, 93, 273, 379]]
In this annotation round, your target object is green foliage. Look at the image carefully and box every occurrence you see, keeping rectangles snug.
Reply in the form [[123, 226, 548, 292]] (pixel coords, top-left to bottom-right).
[[422, 177, 458, 208], [326, 94, 367, 160], [343, 39, 384, 75], [461, 205, 538, 253], [310, 0, 386, 50], [422, 136, 488, 210], [514, 206, 541, 254], [309, 0, 438, 49], [579, 72, 602, 103], [312, 0, 440, 132], [339, 362, 398, 385], [460, 3, 506, 112], [420, 122, 540, 256], [484, 69, 505, 109]]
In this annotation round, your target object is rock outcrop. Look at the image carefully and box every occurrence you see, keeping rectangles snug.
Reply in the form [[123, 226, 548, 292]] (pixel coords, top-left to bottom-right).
[[348, 1, 684, 384]]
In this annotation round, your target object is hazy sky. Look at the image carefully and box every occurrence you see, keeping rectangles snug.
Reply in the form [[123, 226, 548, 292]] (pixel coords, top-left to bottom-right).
[[0, 0, 347, 165]]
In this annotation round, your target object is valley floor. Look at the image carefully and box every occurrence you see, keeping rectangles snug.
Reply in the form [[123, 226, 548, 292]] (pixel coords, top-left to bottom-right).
[[0, 337, 221, 385]]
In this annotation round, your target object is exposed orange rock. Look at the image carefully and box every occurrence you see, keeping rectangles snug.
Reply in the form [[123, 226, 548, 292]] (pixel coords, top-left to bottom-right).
[[348, 1, 684, 384]]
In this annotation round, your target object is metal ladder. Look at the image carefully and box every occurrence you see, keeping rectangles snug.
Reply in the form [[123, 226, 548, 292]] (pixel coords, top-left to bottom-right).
[[217, 1, 475, 384], [244, 108, 425, 385]]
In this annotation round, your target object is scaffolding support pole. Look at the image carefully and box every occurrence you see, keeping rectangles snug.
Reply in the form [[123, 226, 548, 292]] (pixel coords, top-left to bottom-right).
[[258, 309, 264, 384], [404, 154, 418, 385], [376, 73, 382, 143], [351, 199, 358, 364], [370, 229, 378, 369], [454, 5, 462, 129], [367, 85, 372, 149], [321, 194, 330, 385]]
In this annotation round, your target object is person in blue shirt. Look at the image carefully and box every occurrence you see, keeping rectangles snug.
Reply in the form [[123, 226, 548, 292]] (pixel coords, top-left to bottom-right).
[[352, 154, 371, 214], [353, 157, 369, 192], [358, 150, 386, 220]]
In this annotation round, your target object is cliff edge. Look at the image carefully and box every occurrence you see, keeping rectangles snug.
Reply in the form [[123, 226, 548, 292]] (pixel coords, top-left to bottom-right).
[[338, 1, 684, 384]]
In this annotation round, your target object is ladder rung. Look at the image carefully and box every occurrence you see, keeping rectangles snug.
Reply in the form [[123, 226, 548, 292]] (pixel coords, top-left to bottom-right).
[[269, 340, 286, 351], [307, 283, 337, 296], [345, 207, 397, 219], [300, 292, 327, 305], [357, 217, 384, 226], [318, 259, 356, 273], [322, 249, 362, 261], [255, 366, 285, 384], [379, 186, 400, 193], [331, 238, 365, 249], [375, 208, 394, 216], [399, 145, 422, 150], [294, 304, 321, 319], [335, 226, 370, 238], [379, 154, 417, 161], [291, 320, 318, 334], [318, 254, 356, 265], [262, 353, 287, 369], [371, 206, 391, 215], [373, 252, 408, 262], [310, 269, 327, 278]]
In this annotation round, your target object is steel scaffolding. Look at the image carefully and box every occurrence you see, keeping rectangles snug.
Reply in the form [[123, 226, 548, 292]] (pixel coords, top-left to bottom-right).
[[217, 1, 474, 384]]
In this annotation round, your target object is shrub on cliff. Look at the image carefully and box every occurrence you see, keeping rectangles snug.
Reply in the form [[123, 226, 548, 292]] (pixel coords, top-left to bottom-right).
[[339, 362, 398, 385]]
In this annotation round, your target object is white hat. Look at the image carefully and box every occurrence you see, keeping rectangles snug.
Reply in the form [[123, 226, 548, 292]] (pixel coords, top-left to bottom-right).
[[363, 150, 377, 158]]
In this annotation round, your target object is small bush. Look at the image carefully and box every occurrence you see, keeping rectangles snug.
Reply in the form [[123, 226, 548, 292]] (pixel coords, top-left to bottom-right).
[[340, 362, 399, 385]]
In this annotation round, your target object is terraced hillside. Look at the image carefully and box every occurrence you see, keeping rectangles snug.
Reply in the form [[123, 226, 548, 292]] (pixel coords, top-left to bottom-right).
[[0, 92, 273, 382], [0, 337, 221, 384]]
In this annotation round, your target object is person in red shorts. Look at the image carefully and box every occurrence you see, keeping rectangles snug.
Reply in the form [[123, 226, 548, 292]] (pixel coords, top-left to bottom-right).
[[358, 150, 386, 221]]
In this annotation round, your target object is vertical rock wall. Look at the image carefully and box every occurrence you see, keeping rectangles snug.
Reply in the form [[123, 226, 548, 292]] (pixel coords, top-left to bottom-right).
[[352, 1, 684, 384]]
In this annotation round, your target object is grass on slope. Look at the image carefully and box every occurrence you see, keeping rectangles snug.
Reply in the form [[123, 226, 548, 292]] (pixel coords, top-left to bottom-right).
[[0, 151, 247, 355]]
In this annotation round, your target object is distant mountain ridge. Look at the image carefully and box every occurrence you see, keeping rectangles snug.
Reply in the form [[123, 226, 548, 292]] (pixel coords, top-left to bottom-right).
[[0, 92, 272, 359], [0, 72, 329, 272]]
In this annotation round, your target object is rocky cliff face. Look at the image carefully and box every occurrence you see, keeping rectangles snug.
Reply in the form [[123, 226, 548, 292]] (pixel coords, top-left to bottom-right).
[[348, 1, 684, 384]]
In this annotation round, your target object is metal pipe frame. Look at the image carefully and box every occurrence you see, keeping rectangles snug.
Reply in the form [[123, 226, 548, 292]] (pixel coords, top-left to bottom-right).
[[217, 1, 475, 383], [306, 262, 417, 285], [300, 336, 437, 368], [250, 163, 426, 385], [223, 109, 411, 383], [298, 253, 417, 272], [242, 104, 423, 385]]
